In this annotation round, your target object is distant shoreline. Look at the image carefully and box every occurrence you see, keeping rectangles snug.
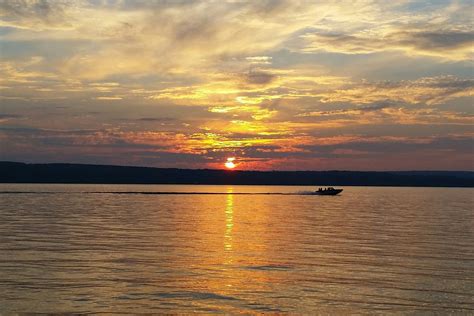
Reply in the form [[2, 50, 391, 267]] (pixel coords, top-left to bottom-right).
[[1, 161, 472, 187]]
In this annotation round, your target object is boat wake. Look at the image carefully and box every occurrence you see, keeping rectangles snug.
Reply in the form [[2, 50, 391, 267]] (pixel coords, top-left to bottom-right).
[[0, 191, 332, 195]]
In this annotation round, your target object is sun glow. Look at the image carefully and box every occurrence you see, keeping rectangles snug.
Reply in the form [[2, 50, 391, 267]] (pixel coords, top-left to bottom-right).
[[225, 157, 236, 169]]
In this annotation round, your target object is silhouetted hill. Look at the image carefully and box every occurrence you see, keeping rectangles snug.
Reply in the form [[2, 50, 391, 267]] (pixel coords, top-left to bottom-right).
[[0, 162, 472, 187]]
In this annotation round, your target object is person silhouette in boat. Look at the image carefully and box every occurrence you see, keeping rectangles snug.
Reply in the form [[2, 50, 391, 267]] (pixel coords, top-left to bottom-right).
[[317, 187, 337, 192], [315, 186, 343, 195], [322, 187, 334, 191]]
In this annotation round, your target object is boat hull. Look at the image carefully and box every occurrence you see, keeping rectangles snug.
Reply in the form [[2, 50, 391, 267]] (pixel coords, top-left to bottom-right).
[[311, 189, 343, 195]]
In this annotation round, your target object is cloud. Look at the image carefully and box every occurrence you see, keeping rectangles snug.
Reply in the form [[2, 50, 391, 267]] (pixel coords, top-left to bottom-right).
[[297, 135, 474, 156], [316, 76, 474, 106], [0, 1, 379, 79], [96, 96, 123, 100], [0, 113, 23, 123], [47, 1, 326, 80], [136, 117, 176, 122], [298, 103, 392, 117], [0, 114, 22, 119], [397, 30, 473, 52], [244, 71, 277, 85], [299, 0, 474, 61], [0, 0, 78, 30], [246, 56, 272, 65], [302, 29, 474, 60]]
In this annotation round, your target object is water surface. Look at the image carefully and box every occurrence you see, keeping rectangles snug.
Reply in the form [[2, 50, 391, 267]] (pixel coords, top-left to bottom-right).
[[0, 184, 473, 313]]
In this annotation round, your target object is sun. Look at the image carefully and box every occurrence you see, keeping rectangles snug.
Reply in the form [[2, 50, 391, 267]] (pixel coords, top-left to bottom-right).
[[225, 157, 236, 169]]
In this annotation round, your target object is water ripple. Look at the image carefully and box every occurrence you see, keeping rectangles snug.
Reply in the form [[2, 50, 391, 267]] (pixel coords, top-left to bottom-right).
[[0, 184, 473, 313]]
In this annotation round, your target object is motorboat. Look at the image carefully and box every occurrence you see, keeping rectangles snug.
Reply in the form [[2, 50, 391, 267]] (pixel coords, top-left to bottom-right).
[[312, 187, 343, 195]]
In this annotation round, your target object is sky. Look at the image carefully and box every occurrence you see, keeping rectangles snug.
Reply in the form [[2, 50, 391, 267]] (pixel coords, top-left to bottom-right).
[[0, 0, 473, 170]]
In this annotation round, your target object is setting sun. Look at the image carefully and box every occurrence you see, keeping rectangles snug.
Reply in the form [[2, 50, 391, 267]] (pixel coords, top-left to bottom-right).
[[225, 157, 236, 169]]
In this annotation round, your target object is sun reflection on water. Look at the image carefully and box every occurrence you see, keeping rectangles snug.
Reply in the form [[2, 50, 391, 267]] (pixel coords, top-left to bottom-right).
[[224, 187, 234, 260]]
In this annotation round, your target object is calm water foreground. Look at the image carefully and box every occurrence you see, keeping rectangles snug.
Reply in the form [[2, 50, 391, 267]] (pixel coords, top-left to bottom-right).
[[0, 184, 472, 314]]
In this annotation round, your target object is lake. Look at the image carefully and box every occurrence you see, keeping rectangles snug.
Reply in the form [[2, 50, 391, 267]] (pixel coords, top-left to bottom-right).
[[0, 184, 472, 313]]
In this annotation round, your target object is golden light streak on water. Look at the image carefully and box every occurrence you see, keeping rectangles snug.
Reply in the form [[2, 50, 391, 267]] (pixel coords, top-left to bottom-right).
[[224, 187, 234, 254]]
